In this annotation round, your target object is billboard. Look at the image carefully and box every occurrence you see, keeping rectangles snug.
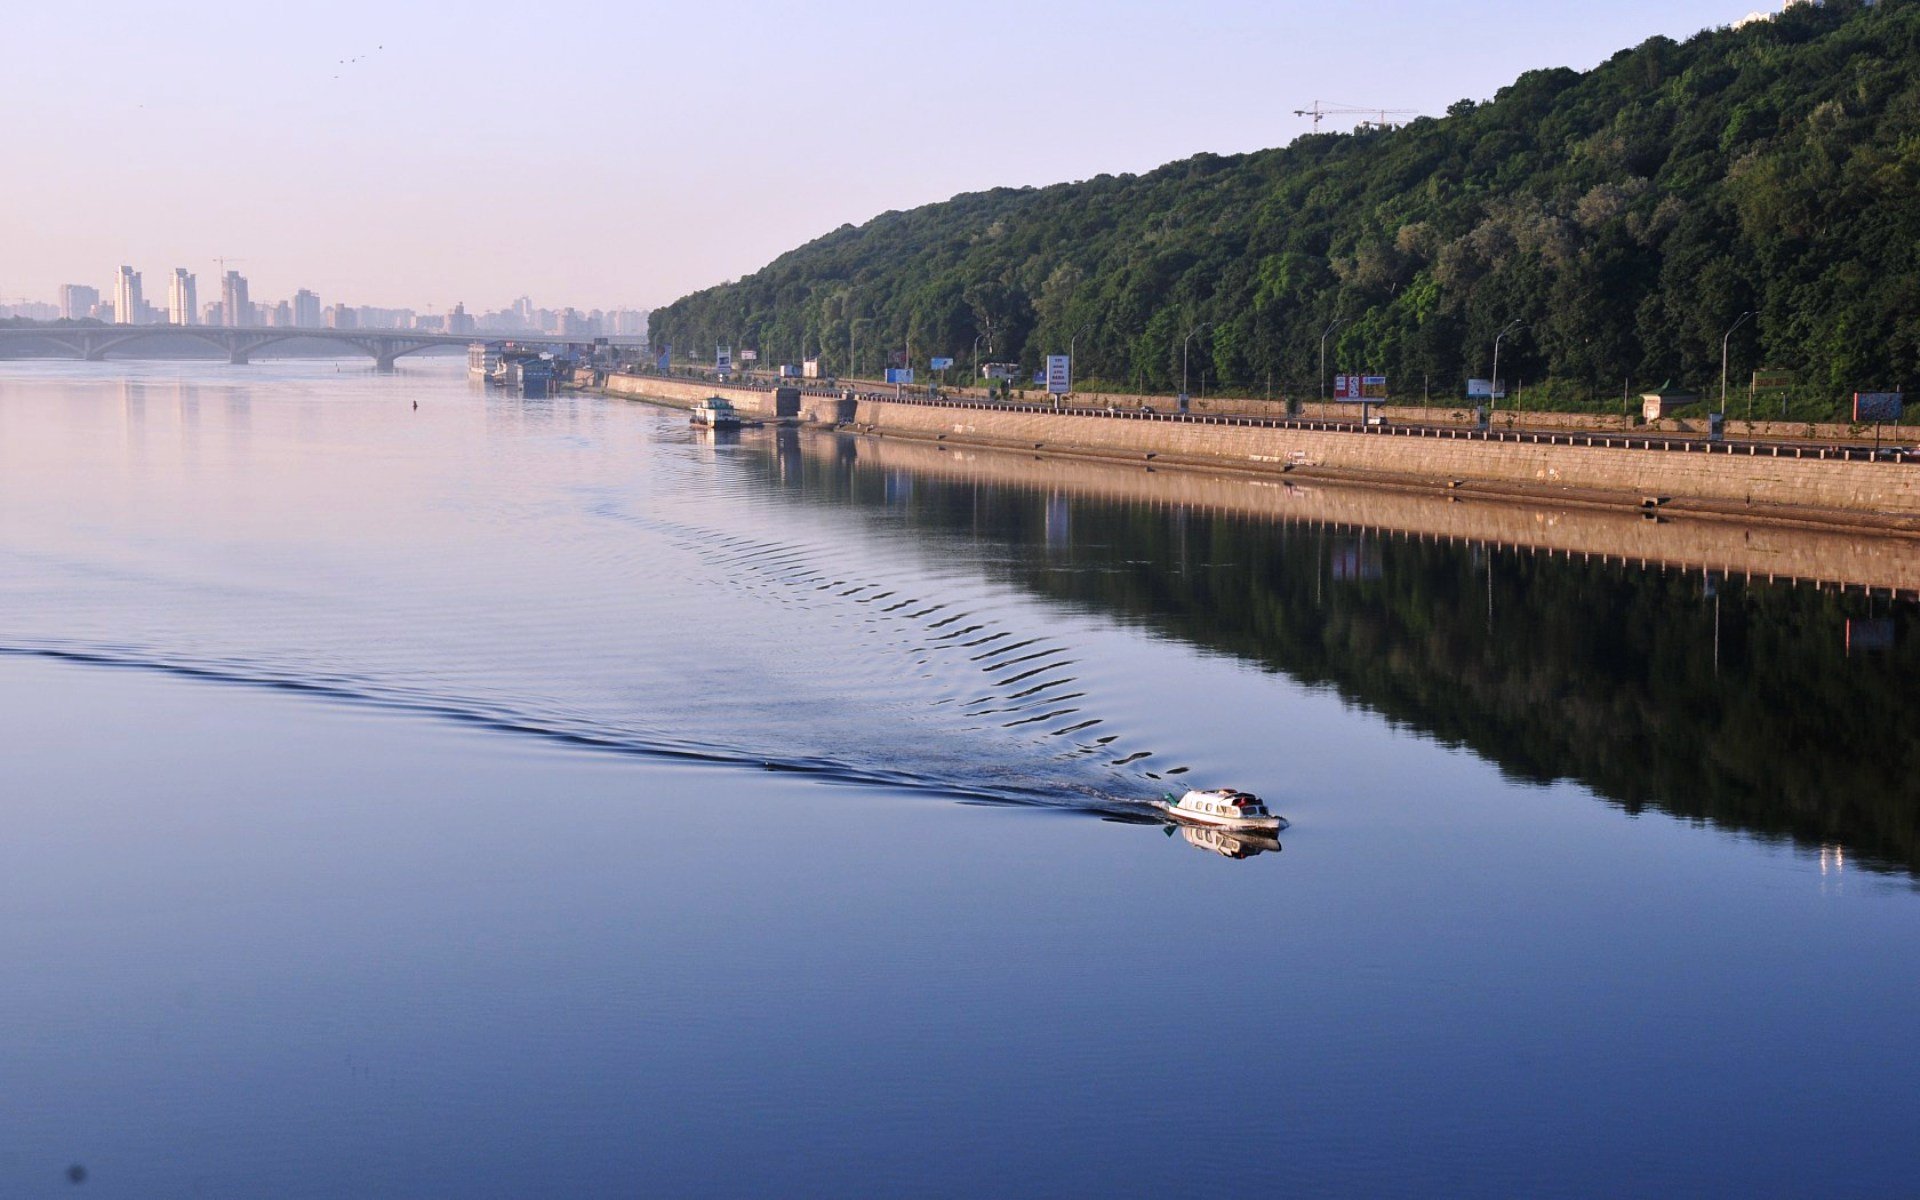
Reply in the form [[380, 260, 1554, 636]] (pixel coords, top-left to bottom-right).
[[715, 345, 731, 373], [1466, 378, 1507, 400], [884, 368, 914, 384], [1334, 373, 1388, 401], [1847, 618, 1896, 655], [738, 349, 758, 362], [802, 358, 822, 379], [1751, 368, 1794, 392], [1853, 391, 1904, 422], [1046, 355, 1072, 395], [655, 345, 670, 371], [929, 356, 955, 371]]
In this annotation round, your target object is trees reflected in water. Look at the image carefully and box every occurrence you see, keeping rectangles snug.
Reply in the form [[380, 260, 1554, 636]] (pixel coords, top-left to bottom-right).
[[757, 432, 1920, 877]]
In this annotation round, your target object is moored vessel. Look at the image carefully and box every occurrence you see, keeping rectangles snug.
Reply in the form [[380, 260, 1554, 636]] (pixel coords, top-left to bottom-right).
[[691, 396, 743, 429]]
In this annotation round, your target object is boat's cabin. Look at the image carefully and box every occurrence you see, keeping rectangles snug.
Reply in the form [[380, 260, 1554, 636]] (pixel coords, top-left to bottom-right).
[[1177, 788, 1271, 818], [698, 397, 737, 414]]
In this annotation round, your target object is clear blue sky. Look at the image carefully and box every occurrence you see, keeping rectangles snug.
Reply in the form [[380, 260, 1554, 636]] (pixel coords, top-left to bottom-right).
[[6, 0, 1771, 313]]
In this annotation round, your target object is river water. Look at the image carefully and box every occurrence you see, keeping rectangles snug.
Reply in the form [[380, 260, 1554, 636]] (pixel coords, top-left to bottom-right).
[[1, 358, 1915, 1198]]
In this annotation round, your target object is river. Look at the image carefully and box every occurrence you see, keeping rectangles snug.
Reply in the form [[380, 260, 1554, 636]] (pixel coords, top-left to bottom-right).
[[1, 357, 1915, 1198]]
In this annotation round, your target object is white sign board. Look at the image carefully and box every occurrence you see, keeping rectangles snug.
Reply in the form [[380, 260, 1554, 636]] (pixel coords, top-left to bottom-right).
[[715, 345, 732, 373], [738, 349, 758, 362], [1466, 378, 1507, 400], [1046, 355, 1072, 395]]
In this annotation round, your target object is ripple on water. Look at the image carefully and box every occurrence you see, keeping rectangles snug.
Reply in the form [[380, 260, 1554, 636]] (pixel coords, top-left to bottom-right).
[[0, 385, 1186, 816]]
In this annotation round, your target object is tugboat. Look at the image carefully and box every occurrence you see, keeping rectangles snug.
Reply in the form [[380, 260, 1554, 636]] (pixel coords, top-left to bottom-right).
[[1151, 788, 1287, 834], [690, 396, 742, 430]]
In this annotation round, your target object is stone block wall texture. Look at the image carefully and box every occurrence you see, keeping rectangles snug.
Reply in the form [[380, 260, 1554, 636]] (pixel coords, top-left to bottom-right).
[[600, 376, 1920, 517]]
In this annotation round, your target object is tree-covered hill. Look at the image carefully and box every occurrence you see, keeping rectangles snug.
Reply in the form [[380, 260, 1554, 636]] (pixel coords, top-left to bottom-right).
[[651, 0, 1920, 413]]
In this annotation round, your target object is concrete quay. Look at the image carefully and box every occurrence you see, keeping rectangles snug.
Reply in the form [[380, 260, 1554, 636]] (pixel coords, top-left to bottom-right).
[[600, 373, 1920, 531], [813, 432, 1920, 600]]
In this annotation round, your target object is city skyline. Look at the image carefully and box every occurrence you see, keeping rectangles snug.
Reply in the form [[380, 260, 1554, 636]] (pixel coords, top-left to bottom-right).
[[3, 264, 645, 337], [5, 0, 1778, 310]]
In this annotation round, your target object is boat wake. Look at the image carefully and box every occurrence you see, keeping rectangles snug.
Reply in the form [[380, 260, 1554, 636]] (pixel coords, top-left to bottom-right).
[[0, 411, 1196, 822], [0, 639, 1150, 816]]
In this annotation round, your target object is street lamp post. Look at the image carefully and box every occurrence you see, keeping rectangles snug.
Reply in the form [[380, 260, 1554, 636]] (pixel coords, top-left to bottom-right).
[[1059, 321, 1094, 407], [972, 332, 988, 389], [1319, 316, 1349, 402], [1069, 320, 1093, 363], [1491, 319, 1524, 415], [840, 286, 856, 381], [1721, 309, 1756, 417], [1182, 323, 1208, 406]]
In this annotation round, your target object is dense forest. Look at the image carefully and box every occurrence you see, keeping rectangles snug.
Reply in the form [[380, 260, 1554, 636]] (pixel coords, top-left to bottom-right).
[[652, 0, 1920, 414]]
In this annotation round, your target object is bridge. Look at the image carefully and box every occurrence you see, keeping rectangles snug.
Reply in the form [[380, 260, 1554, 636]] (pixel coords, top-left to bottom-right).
[[0, 325, 644, 370]]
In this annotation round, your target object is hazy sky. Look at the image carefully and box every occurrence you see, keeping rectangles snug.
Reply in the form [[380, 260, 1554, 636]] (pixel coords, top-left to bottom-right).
[[9, 0, 1768, 313]]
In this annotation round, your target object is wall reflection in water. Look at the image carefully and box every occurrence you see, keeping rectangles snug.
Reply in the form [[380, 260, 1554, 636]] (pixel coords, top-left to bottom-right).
[[751, 428, 1920, 876]]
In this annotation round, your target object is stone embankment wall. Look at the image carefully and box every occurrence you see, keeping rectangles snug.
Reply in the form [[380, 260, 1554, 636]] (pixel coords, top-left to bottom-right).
[[600, 374, 1920, 520], [830, 435, 1920, 598]]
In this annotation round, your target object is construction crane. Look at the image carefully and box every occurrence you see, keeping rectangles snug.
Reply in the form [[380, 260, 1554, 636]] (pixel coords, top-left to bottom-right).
[[212, 256, 246, 276], [1294, 101, 1419, 131]]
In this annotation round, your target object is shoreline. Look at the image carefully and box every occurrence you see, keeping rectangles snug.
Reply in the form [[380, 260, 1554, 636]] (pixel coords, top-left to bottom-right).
[[598, 374, 1920, 542]]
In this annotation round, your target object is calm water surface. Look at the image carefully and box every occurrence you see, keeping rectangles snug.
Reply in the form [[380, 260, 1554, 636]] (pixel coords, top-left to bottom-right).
[[1, 359, 1915, 1198]]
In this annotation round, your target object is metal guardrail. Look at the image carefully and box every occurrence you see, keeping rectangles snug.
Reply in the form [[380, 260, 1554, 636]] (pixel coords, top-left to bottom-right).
[[616, 371, 1916, 465]]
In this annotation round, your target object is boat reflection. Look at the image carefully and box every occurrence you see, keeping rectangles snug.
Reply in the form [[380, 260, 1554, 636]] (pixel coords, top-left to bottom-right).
[[1167, 823, 1283, 860]]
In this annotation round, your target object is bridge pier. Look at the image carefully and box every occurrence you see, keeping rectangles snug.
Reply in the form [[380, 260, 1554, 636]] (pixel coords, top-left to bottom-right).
[[84, 348, 109, 362], [228, 349, 250, 365], [375, 354, 398, 372]]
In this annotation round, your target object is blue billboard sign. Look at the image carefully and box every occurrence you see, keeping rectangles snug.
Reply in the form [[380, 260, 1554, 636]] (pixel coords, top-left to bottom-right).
[[1854, 392, 1904, 421]]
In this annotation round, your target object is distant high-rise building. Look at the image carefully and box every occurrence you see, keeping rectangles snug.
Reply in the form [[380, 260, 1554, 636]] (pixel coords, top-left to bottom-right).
[[325, 305, 357, 330], [512, 296, 534, 325], [203, 300, 225, 327], [167, 269, 198, 325], [269, 300, 293, 327], [292, 289, 321, 328], [447, 302, 475, 335], [113, 266, 144, 325], [59, 284, 100, 322], [0, 300, 59, 320], [352, 306, 414, 330], [221, 270, 251, 327]]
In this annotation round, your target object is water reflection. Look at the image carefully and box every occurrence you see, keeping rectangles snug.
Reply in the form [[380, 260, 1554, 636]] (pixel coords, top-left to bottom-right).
[[1171, 824, 1284, 860], [746, 430, 1920, 876]]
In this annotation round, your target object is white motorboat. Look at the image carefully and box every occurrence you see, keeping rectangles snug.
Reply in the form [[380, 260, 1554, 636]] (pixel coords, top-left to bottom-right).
[[1150, 788, 1287, 833], [691, 396, 743, 429]]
